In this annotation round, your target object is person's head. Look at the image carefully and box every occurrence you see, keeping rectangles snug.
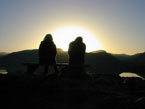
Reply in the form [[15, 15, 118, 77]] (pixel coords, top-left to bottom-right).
[[43, 34, 53, 41], [75, 36, 83, 43]]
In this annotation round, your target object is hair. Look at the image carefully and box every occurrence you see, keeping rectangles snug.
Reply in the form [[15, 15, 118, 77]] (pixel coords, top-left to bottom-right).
[[75, 36, 83, 43], [44, 34, 53, 41]]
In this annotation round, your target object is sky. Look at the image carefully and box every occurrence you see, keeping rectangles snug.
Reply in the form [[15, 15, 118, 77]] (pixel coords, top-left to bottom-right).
[[0, 0, 145, 54]]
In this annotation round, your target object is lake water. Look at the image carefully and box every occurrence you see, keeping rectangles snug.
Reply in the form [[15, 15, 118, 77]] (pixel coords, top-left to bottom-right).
[[0, 68, 144, 80], [0, 69, 8, 74], [120, 72, 145, 80]]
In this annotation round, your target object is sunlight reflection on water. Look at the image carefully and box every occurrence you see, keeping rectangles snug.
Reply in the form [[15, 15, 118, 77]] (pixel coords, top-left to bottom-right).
[[120, 72, 145, 80], [0, 69, 8, 74]]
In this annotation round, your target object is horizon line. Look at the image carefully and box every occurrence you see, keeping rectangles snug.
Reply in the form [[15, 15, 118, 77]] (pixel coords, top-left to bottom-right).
[[1, 48, 144, 56]]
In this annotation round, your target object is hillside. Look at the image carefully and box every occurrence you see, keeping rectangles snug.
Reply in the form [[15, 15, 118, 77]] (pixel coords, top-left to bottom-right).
[[0, 49, 145, 75], [0, 49, 123, 75], [86, 50, 123, 74], [130, 52, 145, 65], [112, 54, 131, 61], [113, 52, 145, 65], [0, 52, 8, 57], [0, 48, 68, 73]]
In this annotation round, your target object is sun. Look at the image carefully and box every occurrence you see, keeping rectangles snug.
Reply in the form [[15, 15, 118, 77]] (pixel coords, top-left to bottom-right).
[[52, 26, 103, 52]]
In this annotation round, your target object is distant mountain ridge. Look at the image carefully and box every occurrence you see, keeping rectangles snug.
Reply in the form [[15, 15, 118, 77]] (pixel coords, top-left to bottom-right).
[[90, 50, 107, 53], [112, 54, 131, 61], [113, 52, 145, 65], [0, 52, 8, 57], [0, 49, 68, 73], [0, 49, 145, 75]]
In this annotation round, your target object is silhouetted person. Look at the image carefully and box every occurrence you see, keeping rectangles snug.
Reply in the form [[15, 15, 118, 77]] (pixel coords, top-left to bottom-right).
[[68, 37, 86, 65], [39, 34, 59, 75]]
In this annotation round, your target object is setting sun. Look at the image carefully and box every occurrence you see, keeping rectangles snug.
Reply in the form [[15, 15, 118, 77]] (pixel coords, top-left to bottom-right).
[[52, 26, 103, 52]]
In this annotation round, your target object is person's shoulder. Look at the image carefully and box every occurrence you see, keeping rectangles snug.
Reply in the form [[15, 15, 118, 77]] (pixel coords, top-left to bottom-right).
[[51, 41, 56, 45], [82, 42, 86, 47], [82, 42, 86, 45], [40, 40, 43, 43], [69, 41, 74, 45]]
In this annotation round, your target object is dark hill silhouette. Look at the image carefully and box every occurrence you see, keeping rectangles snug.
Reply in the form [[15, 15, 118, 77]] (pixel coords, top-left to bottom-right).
[[0, 49, 68, 73], [126, 52, 145, 77], [113, 52, 145, 77], [86, 51, 123, 75], [112, 54, 131, 61], [0, 49, 123, 75], [130, 52, 145, 65], [90, 50, 107, 53], [113, 52, 145, 65], [0, 49, 145, 76], [0, 52, 8, 57]]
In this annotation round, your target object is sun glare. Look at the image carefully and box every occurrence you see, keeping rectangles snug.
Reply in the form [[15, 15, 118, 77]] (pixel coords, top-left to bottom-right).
[[52, 26, 103, 52]]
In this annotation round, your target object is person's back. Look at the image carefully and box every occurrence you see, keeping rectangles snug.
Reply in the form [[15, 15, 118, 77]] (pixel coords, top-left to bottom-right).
[[38, 34, 58, 74], [68, 37, 86, 65], [39, 34, 57, 65]]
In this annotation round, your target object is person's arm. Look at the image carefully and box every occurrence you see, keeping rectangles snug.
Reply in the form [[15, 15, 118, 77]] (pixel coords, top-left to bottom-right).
[[54, 44, 57, 56], [38, 42, 43, 56], [51, 42, 57, 56], [68, 43, 72, 55], [84, 43, 86, 53]]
